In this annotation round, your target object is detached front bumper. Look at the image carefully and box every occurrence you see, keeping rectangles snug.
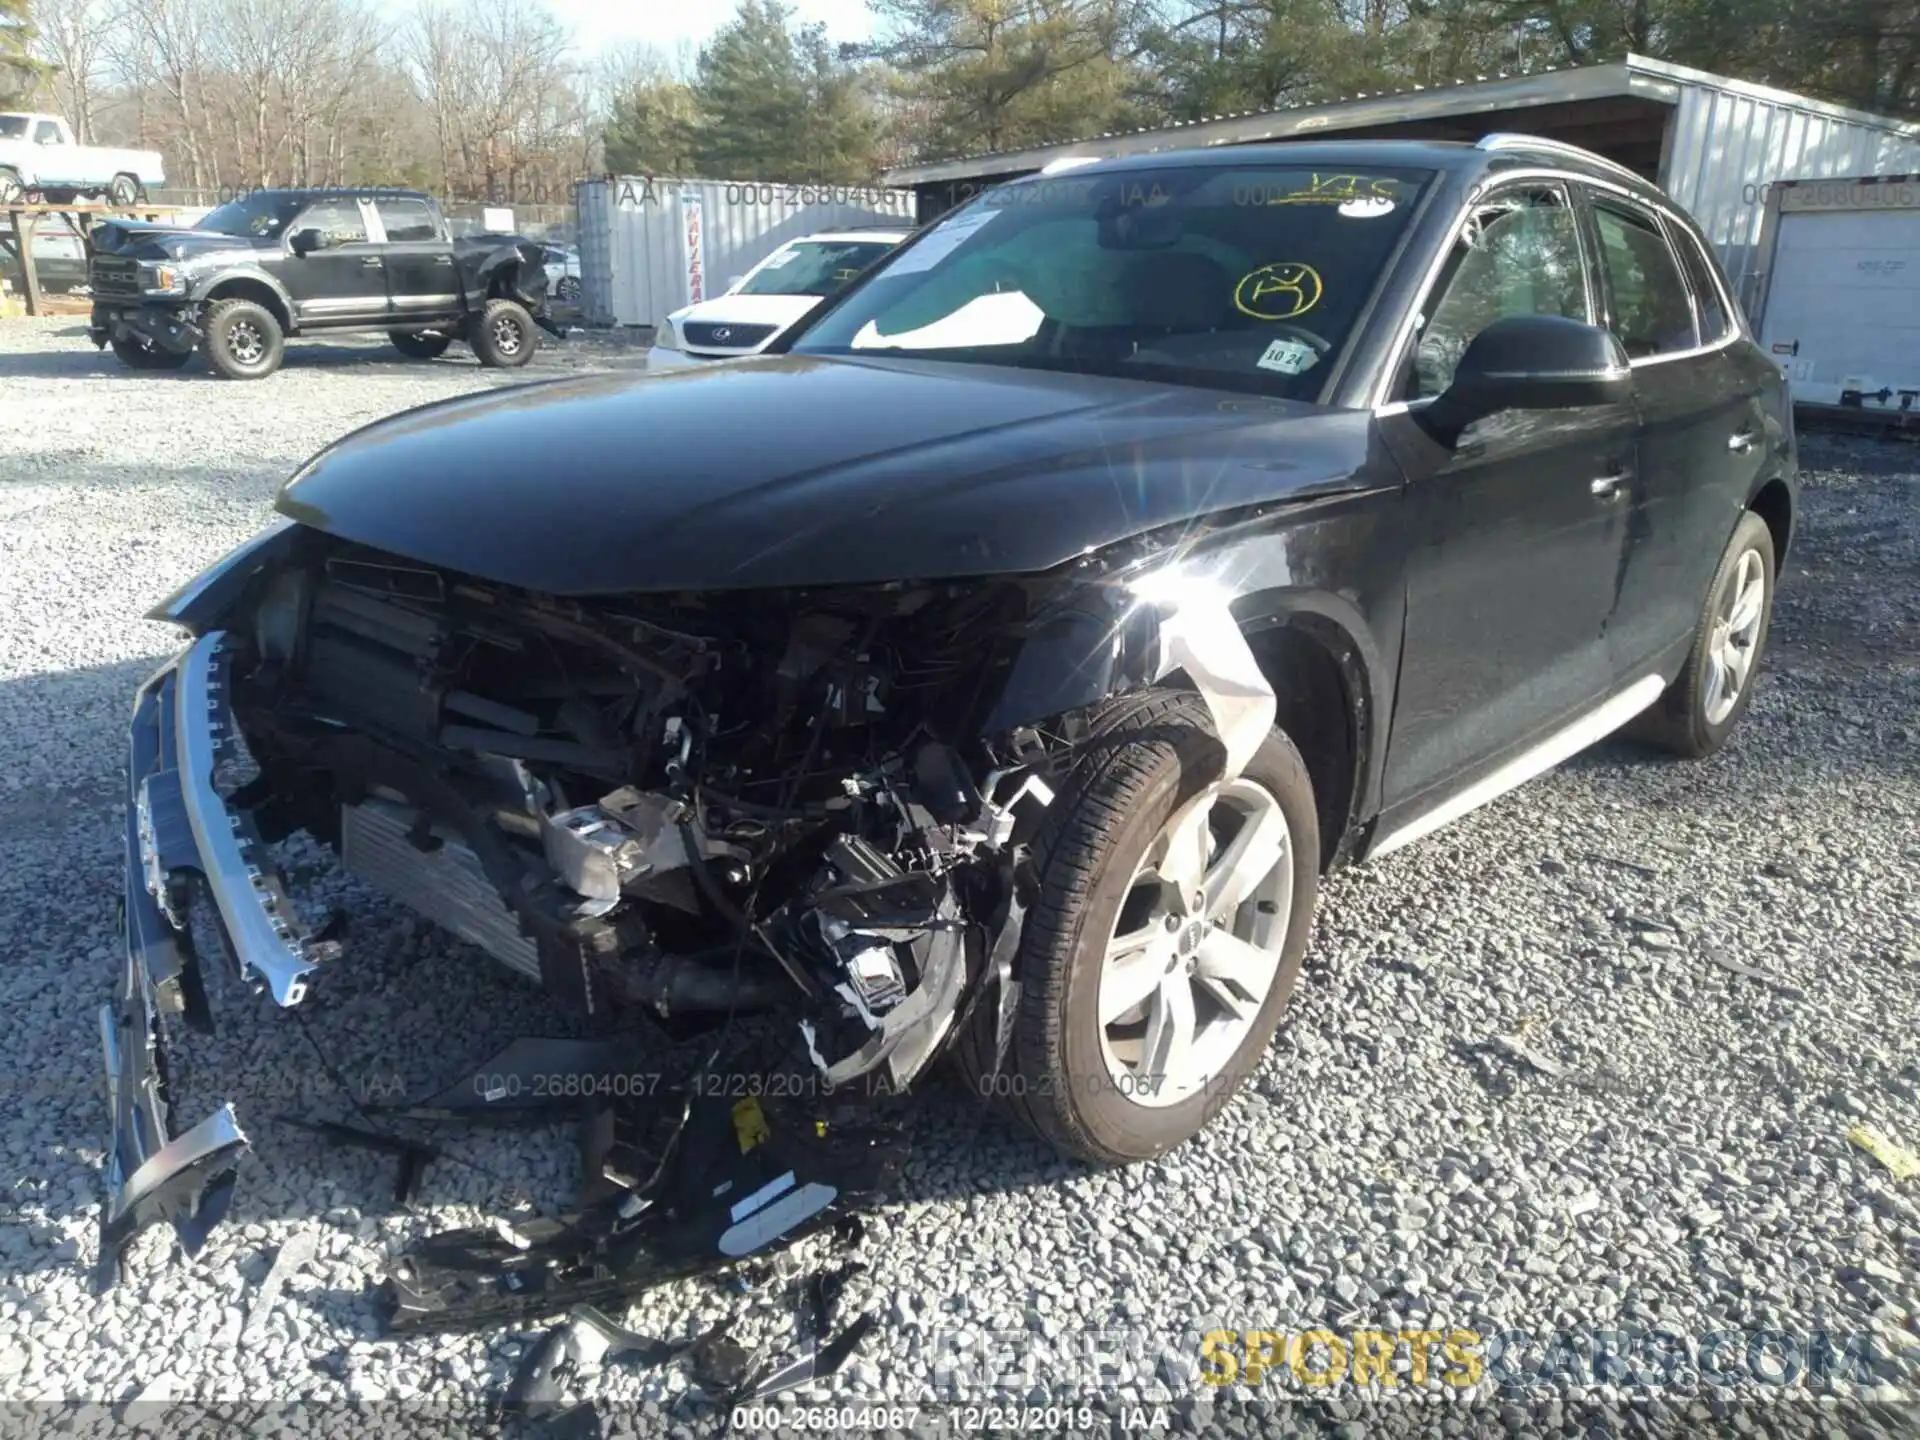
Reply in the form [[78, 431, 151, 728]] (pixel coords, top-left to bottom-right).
[[99, 630, 330, 1288], [88, 300, 201, 354]]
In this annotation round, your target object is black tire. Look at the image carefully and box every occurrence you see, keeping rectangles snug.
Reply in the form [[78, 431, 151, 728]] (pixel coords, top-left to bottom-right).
[[390, 330, 453, 360], [200, 298, 285, 380], [954, 689, 1320, 1164], [109, 335, 192, 370], [555, 275, 581, 304], [108, 174, 141, 207], [469, 297, 537, 367], [0, 169, 23, 204], [1631, 510, 1777, 759]]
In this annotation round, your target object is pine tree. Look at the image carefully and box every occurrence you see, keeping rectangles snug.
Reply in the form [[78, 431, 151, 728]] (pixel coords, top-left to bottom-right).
[[603, 77, 701, 176], [686, 0, 881, 183], [1, 0, 53, 107], [869, 0, 1144, 162]]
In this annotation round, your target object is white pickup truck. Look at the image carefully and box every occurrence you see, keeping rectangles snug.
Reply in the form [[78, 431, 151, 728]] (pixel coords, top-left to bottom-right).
[[0, 113, 166, 206]]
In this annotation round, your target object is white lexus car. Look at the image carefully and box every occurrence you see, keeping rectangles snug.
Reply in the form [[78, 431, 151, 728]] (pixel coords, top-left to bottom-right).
[[647, 227, 910, 371]]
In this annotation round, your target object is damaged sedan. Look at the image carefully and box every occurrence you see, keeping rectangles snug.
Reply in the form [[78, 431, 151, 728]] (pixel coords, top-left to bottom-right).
[[101, 136, 1797, 1309]]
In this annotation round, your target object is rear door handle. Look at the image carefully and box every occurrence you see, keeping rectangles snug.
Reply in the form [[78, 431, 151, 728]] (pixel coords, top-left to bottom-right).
[[362, 256, 384, 267], [1728, 429, 1756, 454], [433, 255, 453, 266], [1591, 470, 1628, 499]]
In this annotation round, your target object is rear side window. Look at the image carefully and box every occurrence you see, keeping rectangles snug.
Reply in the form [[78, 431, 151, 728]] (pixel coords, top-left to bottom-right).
[[34, 120, 61, 144], [1668, 220, 1735, 343], [377, 198, 437, 242], [1593, 199, 1699, 358]]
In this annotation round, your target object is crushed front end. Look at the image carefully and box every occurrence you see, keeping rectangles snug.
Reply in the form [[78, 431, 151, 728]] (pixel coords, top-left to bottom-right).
[[99, 520, 1107, 1293]]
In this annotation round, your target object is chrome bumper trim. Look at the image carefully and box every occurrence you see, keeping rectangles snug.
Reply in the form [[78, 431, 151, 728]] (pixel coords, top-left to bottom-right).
[[174, 630, 323, 1007], [100, 634, 327, 1286]]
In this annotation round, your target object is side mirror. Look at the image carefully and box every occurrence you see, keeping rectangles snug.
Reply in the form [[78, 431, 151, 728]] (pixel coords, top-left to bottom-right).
[[289, 228, 322, 255], [1423, 314, 1631, 444]]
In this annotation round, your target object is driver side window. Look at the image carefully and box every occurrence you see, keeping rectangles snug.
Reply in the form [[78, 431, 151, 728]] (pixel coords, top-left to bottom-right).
[[1406, 186, 1590, 400], [296, 199, 368, 249]]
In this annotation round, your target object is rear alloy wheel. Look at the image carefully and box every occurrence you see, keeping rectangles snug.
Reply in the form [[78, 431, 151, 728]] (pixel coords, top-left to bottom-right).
[[555, 275, 582, 304], [955, 690, 1320, 1164], [1631, 510, 1777, 758], [470, 297, 537, 368], [200, 298, 285, 380], [0, 169, 23, 204], [390, 330, 453, 360], [108, 174, 142, 207], [109, 335, 191, 371]]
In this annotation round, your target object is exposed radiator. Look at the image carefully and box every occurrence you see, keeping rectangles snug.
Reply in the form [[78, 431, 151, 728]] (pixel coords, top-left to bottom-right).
[[341, 797, 541, 981]]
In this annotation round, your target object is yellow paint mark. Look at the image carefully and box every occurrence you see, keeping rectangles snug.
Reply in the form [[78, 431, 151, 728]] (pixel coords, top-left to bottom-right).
[[1269, 173, 1400, 205], [732, 1095, 770, 1153], [1849, 1124, 1920, 1180], [1234, 262, 1323, 321]]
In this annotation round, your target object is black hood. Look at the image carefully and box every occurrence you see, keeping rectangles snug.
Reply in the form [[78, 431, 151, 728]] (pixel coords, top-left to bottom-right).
[[93, 219, 259, 262], [278, 355, 1373, 595]]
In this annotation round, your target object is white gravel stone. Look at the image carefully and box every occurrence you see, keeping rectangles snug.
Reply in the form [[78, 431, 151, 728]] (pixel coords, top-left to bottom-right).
[[2, 316, 1918, 1434]]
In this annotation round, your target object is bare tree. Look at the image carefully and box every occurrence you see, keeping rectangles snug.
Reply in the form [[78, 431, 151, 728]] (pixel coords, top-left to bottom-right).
[[29, 0, 117, 139]]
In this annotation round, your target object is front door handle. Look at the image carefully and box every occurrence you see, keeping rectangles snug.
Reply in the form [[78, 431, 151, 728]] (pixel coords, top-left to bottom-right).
[[433, 255, 453, 266], [1591, 470, 1628, 499], [1728, 429, 1756, 454], [361, 256, 384, 267]]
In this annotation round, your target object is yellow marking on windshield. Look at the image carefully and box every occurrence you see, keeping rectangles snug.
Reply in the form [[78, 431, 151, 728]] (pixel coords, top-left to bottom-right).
[[1265, 174, 1400, 205], [1234, 262, 1324, 321]]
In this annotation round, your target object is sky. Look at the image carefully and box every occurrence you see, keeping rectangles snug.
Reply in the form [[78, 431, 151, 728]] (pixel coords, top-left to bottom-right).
[[544, 0, 878, 60]]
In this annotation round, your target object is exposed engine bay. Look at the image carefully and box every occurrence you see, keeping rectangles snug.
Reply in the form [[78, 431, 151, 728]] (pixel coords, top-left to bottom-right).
[[104, 513, 1276, 1381], [233, 536, 1068, 1094]]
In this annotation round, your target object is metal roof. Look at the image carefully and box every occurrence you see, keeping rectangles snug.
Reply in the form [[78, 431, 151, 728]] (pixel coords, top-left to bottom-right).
[[880, 53, 1920, 188]]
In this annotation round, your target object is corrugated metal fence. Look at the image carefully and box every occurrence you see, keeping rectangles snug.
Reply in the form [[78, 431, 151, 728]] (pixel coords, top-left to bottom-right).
[[1648, 61, 1920, 314], [576, 177, 918, 329]]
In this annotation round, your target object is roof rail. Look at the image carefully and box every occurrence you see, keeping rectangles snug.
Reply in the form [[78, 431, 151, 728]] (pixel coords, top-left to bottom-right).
[[1475, 132, 1647, 186]]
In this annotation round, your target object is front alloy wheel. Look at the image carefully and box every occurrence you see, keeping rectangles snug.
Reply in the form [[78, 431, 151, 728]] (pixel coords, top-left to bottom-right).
[[1098, 777, 1294, 1108], [955, 690, 1320, 1164], [201, 297, 286, 379]]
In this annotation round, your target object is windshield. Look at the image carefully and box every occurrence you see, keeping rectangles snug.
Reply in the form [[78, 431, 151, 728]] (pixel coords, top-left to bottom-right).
[[0, 116, 28, 139], [791, 166, 1434, 397], [195, 193, 307, 239], [737, 240, 898, 297]]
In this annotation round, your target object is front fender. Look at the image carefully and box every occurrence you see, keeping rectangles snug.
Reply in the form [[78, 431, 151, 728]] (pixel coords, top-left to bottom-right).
[[979, 586, 1161, 738], [190, 265, 297, 323], [980, 572, 1280, 785]]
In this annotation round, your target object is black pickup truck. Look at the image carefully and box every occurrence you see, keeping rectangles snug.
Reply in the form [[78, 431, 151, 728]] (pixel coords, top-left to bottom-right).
[[88, 187, 555, 379]]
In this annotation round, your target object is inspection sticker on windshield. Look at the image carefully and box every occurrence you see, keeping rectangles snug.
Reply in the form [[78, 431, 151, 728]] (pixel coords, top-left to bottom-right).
[[1256, 338, 1319, 376], [886, 209, 999, 275], [1339, 195, 1397, 218]]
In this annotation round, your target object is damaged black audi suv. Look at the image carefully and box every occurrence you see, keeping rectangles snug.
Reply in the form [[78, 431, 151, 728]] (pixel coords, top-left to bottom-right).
[[104, 135, 1797, 1288]]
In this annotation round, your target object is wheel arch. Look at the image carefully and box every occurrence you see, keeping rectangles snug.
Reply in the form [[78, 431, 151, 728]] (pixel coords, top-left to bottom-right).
[[1746, 475, 1795, 573], [1232, 594, 1382, 872], [201, 273, 295, 334]]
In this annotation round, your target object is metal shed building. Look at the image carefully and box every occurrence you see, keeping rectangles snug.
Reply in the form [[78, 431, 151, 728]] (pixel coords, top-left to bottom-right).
[[881, 54, 1920, 319]]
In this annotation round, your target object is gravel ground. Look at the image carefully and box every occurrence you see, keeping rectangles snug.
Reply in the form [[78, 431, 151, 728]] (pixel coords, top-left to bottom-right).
[[1, 313, 1916, 1434]]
